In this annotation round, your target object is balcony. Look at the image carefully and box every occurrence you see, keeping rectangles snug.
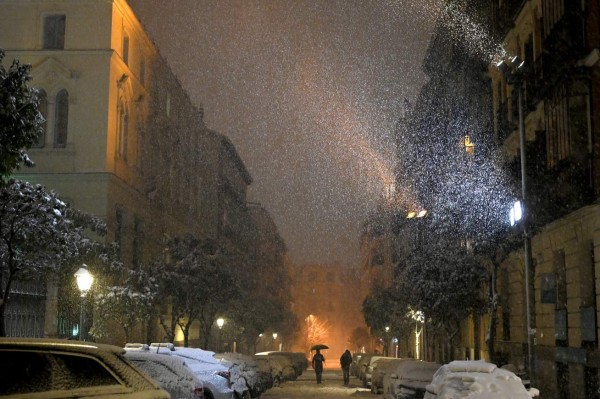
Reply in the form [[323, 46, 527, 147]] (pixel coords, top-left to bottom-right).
[[528, 155, 593, 229], [542, 9, 587, 80]]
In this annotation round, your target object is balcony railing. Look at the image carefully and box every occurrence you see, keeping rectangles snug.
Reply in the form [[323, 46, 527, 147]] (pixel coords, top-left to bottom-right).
[[542, 9, 586, 78]]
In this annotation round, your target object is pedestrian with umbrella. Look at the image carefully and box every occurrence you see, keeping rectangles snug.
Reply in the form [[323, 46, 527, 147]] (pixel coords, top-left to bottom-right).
[[311, 344, 327, 384]]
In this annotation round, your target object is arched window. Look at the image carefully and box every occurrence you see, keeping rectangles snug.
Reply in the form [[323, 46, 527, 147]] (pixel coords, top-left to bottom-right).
[[54, 89, 68, 148], [33, 89, 47, 148]]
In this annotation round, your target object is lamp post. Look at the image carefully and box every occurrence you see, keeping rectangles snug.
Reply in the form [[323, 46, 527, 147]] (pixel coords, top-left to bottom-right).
[[217, 318, 224, 352], [384, 326, 390, 356], [272, 332, 278, 351], [497, 56, 535, 385], [74, 264, 94, 341]]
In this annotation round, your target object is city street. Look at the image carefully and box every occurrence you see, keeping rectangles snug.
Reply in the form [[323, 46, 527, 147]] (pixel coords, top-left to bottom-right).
[[262, 368, 373, 398]]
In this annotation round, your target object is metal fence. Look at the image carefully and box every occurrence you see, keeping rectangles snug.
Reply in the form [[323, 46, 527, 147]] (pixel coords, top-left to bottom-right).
[[4, 279, 46, 338]]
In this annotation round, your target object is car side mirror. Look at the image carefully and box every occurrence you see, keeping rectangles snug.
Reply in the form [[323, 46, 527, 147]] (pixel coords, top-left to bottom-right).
[[390, 373, 398, 379]]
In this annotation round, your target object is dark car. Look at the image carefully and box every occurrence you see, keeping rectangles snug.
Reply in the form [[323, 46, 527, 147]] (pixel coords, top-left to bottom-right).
[[0, 338, 170, 399]]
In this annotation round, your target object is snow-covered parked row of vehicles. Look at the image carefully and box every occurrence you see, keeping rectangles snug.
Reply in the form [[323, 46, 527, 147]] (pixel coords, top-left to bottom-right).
[[253, 351, 307, 384]]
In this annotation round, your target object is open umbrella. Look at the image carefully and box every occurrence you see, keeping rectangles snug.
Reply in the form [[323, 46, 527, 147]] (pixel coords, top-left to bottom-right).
[[311, 344, 329, 350]]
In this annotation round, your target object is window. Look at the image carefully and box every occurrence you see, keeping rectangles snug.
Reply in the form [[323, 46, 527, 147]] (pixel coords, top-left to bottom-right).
[[555, 249, 567, 310], [132, 217, 143, 266], [139, 59, 145, 85], [0, 351, 121, 395], [54, 89, 68, 148], [43, 14, 66, 50], [542, 0, 565, 39], [546, 84, 569, 167], [122, 35, 129, 65], [117, 101, 129, 161], [32, 89, 47, 148]]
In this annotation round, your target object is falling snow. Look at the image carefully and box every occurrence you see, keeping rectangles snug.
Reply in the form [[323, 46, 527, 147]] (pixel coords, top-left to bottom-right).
[[126, 0, 509, 267]]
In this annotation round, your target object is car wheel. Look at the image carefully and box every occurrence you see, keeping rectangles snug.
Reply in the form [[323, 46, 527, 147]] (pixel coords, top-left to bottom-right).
[[273, 376, 281, 387], [204, 390, 214, 399], [371, 383, 377, 394]]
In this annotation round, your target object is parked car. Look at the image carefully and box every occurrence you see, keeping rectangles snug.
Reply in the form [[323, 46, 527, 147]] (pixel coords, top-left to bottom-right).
[[382, 360, 440, 399], [214, 352, 272, 398], [124, 351, 204, 398], [356, 353, 377, 380], [255, 351, 306, 378], [370, 358, 405, 394], [360, 355, 391, 386], [424, 360, 539, 399], [156, 346, 237, 399], [0, 338, 170, 399], [351, 353, 364, 377], [254, 353, 296, 382]]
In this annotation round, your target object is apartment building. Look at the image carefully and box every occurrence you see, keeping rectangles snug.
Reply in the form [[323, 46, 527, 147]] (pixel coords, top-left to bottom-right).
[[0, 0, 254, 343], [490, 1, 600, 397]]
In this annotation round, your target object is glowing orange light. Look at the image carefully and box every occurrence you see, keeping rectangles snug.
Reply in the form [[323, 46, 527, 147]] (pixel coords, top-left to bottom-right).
[[464, 135, 474, 154]]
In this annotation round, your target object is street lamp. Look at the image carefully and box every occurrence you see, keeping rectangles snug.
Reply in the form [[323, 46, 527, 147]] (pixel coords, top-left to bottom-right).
[[272, 332, 279, 351], [497, 55, 535, 385], [217, 318, 224, 352], [384, 326, 390, 356], [74, 264, 94, 341]]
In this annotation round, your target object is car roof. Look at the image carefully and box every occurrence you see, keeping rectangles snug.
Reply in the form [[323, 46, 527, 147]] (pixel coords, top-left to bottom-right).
[[0, 337, 125, 356]]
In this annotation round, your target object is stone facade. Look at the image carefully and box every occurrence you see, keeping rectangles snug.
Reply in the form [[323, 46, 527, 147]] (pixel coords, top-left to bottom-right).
[[490, 1, 600, 397], [0, 0, 253, 343]]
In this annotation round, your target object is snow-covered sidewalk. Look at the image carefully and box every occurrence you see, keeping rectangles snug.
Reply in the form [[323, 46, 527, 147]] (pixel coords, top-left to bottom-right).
[[261, 368, 372, 398]]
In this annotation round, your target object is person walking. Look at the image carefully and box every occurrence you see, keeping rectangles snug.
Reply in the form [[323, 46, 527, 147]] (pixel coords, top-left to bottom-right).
[[340, 349, 352, 386], [312, 349, 325, 384]]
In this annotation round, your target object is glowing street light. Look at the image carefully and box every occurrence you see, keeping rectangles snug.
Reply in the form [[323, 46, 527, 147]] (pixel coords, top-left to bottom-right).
[[74, 264, 94, 341], [216, 318, 225, 352], [497, 55, 534, 385], [509, 200, 523, 226]]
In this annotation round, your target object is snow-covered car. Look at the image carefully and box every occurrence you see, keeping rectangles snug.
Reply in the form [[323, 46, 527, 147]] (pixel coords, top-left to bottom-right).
[[124, 351, 204, 398], [158, 347, 237, 399], [356, 353, 377, 380], [124, 342, 150, 351], [0, 338, 170, 399], [255, 351, 306, 378], [214, 352, 272, 398], [253, 353, 296, 383], [351, 353, 365, 377], [362, 356, 396, 388], [382, 360, 440, 399], [424, 360, 539, 399], [370, 358, 404, 394], [359, 355, 389, 386]]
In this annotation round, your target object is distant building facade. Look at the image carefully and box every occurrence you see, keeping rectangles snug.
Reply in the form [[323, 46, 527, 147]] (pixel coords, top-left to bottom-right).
[[0, 0, 254, 344], [288, 263, 366, 358]]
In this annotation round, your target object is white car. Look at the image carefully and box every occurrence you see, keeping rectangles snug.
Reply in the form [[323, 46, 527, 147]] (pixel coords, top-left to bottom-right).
[[424, 360, 539, 398], [125, 351, 204, 398], [156, 347, 236, 399]]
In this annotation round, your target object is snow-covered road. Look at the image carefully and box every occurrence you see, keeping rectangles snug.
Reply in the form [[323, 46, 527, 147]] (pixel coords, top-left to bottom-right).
[[261, 368, 373, 398]]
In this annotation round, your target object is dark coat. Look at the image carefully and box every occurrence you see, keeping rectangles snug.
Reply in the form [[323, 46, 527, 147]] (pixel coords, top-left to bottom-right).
[[340, 350, 352, 369]]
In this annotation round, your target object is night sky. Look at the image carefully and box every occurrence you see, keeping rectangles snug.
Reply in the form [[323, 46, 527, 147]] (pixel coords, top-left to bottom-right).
[[127, 0, 437, 267]]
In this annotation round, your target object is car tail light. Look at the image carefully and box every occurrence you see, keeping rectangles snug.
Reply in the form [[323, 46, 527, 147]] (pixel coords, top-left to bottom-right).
[[193, 386, 204, 398]]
